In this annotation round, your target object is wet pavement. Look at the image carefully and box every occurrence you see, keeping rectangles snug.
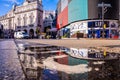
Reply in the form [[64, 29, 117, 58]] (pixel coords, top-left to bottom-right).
[[0, 39, 120, 80], [0, 40, 25, 80], [16, 40, 120, 80]]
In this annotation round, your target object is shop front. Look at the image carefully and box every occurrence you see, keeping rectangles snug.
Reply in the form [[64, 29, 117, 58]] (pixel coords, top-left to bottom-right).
[[61, 27, 70, 38], [88, 20, 118, 39], [69, 21, 88, 38], [58, 20, 118, 39], [109, 21, 119, 39], [58, 21, 88, 38]]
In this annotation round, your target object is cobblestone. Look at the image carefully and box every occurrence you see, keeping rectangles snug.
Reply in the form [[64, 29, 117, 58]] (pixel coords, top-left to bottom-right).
[[0, 40, 25, 80]]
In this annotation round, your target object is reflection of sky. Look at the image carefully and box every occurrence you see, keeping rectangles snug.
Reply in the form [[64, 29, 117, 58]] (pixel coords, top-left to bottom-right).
[[42, 69, 60, 80]]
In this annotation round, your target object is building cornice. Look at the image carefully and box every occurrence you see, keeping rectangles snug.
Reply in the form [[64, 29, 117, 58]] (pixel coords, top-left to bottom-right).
[[15, 2, 43, 14], [15, 8, 43, 14], [0, 10, 14, 21], [0, 16, 15, 21]]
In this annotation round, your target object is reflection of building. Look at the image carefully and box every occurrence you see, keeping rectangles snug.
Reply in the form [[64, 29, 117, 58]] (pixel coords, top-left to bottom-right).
[[18, 44, 120, 80], [45, 51, 120, 80], [19, 53, 39, 79], [57, 0, 120, 39], [67, 48, 119, 60], [0, 0, 43, 37]]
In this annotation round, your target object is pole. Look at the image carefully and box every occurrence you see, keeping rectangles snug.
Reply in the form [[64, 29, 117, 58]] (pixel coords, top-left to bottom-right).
[[102, 2, 105, 38], [98, 2, 111, 38]]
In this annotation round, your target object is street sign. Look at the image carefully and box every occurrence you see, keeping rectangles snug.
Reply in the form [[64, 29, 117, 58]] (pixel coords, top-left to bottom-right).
[[98, 2, 112, 38], [98, 3, 111, 7]]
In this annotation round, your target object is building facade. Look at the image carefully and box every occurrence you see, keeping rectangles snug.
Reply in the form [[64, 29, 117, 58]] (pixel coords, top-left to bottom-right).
[[43, 10, 58, 39], [43, 10, 55, 32], [0, 0, 43, 37], [57, 0, 120, 39], [0, 23, 3, 38]]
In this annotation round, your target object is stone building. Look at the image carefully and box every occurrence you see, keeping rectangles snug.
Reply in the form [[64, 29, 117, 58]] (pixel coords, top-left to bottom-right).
[[43, 10, 55, 32], [43, 10, 58, 39], [0, 0, 43, 37], [0, 23, 3, 38]]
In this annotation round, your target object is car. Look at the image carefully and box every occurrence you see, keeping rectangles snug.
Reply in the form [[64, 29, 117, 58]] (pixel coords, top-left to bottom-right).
[[14, 31, 29, 39]]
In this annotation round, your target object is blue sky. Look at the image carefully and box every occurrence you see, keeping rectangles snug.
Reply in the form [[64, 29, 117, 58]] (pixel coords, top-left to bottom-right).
[[0, 0, 58, 16]]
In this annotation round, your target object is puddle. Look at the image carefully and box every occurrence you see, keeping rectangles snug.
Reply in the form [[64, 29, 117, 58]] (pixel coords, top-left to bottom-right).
[[17, 43, 120, 80]]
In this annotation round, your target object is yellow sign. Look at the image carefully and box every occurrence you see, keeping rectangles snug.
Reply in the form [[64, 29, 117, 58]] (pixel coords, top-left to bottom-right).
[[103, 24, 106, 29]]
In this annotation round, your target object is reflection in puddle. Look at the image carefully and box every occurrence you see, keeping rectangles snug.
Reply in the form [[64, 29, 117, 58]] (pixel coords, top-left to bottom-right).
[[17, 43, 120, 80]]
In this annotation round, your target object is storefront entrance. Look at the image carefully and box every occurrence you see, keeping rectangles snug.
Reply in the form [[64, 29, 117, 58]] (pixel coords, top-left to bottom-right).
[[88, 29, 109, 38], [29, 29, 34, 38]]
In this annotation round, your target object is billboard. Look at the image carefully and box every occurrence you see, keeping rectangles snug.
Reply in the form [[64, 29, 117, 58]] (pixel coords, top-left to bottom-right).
[[68, 0, 88, 23], [61, 0, 68, 12], [57, 6, 68, 29], [70, 21, 88, 36]]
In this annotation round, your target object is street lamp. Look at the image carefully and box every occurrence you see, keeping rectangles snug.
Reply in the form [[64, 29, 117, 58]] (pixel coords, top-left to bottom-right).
[[98, 2, 111, 38]]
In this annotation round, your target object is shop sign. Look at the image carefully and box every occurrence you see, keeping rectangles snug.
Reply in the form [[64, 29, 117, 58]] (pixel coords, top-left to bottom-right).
[[88, 21, 109, 28], [70, 48, 88, 57], [109, 21, 118, 28], [70, 22, 88, 31]]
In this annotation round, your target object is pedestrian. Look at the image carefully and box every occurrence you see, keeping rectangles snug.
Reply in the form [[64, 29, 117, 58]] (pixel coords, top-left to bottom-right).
[[77, 31, 80, 39], [92, 33, 94, 38]]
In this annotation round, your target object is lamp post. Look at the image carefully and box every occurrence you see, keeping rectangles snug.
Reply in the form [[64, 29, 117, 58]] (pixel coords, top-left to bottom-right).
[[98, 2, 111, 38]]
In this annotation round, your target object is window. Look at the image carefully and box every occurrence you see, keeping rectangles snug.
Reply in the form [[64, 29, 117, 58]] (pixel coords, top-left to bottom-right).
[[17, 16, 21, 26], [29, 13, 34, 24], [23, 14, 27, 26], [9, 19, 12, 29], [38, 13, 41, 25]]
